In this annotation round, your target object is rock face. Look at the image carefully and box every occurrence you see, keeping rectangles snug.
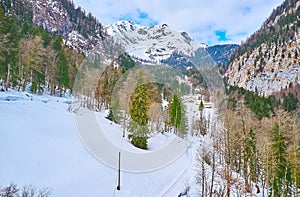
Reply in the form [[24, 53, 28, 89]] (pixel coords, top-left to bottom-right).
[[24, 0, 104, 52], [225, 0, 300, 96], [105, 20, 206, 63], [105, 20, 238, 66], [226, 42, 300, 96]]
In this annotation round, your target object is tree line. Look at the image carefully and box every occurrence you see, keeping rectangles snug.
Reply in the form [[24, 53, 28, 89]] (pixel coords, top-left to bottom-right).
[[194, 85, 299, 196], [0, 8, 83, 95]]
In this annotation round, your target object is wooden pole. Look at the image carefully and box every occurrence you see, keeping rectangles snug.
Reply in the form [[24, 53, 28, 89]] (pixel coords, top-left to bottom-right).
[[117, 152, 121, 190]]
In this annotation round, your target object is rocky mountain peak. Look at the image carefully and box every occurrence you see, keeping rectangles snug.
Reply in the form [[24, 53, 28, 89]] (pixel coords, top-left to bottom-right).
[[105, 20, 206, 63], [24, 0, 104, 52]]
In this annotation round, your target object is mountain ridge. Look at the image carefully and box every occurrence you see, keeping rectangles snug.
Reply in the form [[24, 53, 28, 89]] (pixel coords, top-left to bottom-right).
[[105, 20, 238, 66], [225, 0, 300, 96], [105, 20, 206, 63], [23, 0, 105, 52]]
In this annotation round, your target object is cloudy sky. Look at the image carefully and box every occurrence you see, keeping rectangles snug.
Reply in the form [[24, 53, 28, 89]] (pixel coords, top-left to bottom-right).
[[72, 0, 284, 46]]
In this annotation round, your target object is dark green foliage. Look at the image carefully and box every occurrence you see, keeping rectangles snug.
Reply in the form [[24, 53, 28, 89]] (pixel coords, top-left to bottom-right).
[[128, 73, 149, 149], [106, 108, 115, 122], [130, 86, 149, 126], [199, 100, 204, 111], [120, 54, 135, 72], [128, 121, 149, 149], [246, 129, 258, 182], [227, 97, 237, 110], [106, 98, 121, 123], [41, 30, 53, 47], [0, 9, 20, 90], [30, 70, 45, 94], [53, 35, 63, 51], [244, 92, 274, 120], [282, 92, 298, 112], [60, 0, 103, 39], [163, 87, 167, 100], [57, 50, 70, 93], [269, 123, 293, 197], [227, 86, 281, 119], [169, 91, 186, 136], [170, 92, 182, 129], [130, 136, 147, 150], [0, 6, 81, 96], [0, 0, 33, 21]]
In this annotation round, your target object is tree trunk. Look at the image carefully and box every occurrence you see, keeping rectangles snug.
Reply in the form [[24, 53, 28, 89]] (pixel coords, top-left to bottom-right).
[[5, 63, 10, 90], [201, 156, 205, 197], [209, 151, 215, 197]]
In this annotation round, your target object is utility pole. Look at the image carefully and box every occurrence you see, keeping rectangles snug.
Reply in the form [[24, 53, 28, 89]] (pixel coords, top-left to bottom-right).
[[117, 152, 121, 190]]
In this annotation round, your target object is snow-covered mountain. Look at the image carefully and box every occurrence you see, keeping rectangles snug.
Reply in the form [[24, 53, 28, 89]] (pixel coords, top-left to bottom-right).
[[225, 0, 300, 96], [4, 0, 237, 65], [23, 0, 104, 52], [105, 20, 206, 63]]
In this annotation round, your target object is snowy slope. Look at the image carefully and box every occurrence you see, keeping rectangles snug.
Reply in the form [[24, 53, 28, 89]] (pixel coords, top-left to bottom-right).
[[0, 90, 267, 196], [105, 21, 206, 63], [0, 90, 197, 196]]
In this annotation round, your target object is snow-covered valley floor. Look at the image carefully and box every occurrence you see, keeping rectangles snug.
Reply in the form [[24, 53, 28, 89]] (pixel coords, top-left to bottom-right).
[[0, 90, 202, 196]]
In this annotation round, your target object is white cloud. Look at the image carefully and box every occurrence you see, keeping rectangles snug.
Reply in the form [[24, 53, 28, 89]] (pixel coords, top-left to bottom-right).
[[72, 0, 284, 45]]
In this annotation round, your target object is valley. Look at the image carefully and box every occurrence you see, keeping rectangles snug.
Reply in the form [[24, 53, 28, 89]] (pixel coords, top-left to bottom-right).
[[0, 0, 299, 197]]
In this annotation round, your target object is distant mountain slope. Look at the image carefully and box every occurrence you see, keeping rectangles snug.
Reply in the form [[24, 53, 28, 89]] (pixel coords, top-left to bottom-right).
[[106, 20, 237, 66], [207, 44, 239, 66], [225, 0, 300, 96], [0, 0, 238, 67], [0, 0, 105, 52], [105, 20, 206, 63]]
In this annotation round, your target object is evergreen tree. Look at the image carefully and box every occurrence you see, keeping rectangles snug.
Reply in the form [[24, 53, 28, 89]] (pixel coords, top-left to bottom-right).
[[169, 91, 183, 134], [107, 108, 114, 122], [57, 51, 69, 87], [0, 10, 19, 90], [128, 72, 149, 149], [269, 123, 292, 197], [106, 97, 121, 123], [55, 41, 70, 96], [282, 92, 298, 112], [246, 129, 258, 183], [199, 100, 204, 111]]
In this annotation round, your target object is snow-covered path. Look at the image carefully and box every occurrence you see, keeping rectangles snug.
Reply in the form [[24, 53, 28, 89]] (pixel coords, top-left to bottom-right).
[[74, 107, 190, 172], [0, 90, 198, 196]]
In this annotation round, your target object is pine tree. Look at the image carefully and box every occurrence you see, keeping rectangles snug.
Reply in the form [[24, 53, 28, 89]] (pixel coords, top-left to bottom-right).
[[128, 72, 149, 149], [57, 47, 70, 96], [246, 129, 258, 183], [0, 10, 19, 90], [52, 35, 70, 96], [169, 91, 182, 134], [107, 108, 114, 122], [106, 97, 121, 123], [269, 123, 292, 197], [282, 92, 298, 112], [199, 100, 204, 111]]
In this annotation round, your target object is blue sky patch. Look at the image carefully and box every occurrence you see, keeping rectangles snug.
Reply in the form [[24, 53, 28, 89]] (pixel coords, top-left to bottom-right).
[[119, 9, 158, 26], [243, 6, 251, 15], [215, 30, 230, 41], [138, 10, 148, 19]]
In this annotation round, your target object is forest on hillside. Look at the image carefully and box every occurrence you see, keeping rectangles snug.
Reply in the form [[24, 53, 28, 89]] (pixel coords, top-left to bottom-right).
[[0, 6, 83, 95], [0, 0, 299, 196]]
